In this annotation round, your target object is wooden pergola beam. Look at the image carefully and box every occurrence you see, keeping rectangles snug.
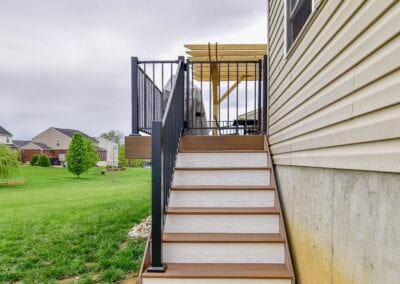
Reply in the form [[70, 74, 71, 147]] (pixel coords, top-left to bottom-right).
[[188, 56, 263, 62], [193, 75, 258, 82], [219, 76, 246, 103], [184, 44, 267, 51], [187, 50, 266, 57]]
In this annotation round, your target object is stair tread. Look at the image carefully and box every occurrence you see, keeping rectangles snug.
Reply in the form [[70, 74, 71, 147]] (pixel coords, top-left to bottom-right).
[[167, 207, 279, 214], [171, 185, 275, 191], [179, 150, 268, 153], [143, 263, 292, 279], [163, 233, 284, 243], [175, 166, 271, 170]]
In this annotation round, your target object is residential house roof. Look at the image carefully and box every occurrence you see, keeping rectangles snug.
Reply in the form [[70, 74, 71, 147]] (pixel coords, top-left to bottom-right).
[[13, 140, 31, 147], [54, 128, 98, 143], [33, 142, 52, 150], [0, 125, 12, 136]]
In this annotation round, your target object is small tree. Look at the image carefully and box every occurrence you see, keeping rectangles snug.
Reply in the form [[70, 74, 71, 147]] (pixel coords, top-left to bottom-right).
[[31, 154, 39, 166], [84, 138, 99, 170], [37, 155, 51, 167], [66, 132, 87, 178], [118, 145, 127, 166], [0, 143, 18, 180]]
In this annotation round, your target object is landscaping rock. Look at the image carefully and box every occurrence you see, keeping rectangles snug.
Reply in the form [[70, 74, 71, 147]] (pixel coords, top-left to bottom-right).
[[128, 216, 151, 239]]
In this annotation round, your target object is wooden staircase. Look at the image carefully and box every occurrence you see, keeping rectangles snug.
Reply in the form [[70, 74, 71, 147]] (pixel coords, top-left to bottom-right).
[[140, 135, 295, 284]]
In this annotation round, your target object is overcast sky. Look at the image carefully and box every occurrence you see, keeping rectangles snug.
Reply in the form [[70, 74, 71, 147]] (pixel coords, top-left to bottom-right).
[[0, 0, 267, 140]]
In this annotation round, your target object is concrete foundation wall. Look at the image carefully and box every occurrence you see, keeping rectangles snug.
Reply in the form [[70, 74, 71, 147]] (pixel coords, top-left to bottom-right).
[[275, 165, 400, 284]]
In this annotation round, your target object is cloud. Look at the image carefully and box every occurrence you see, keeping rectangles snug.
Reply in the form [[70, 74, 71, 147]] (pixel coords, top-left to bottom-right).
[[0, 0, 267, 139]]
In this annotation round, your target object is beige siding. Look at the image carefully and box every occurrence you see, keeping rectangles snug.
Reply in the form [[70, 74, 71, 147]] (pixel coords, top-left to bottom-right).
[[32, 128, 71, 149], [268, 0, 400, 173]]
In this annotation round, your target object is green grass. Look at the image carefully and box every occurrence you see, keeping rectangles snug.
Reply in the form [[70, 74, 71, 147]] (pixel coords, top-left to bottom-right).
[[0, 166, 151, 283]]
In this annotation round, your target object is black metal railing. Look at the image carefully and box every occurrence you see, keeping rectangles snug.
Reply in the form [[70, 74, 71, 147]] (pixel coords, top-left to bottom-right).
[[131, 58, 179, 135], [185, 59, 265, 135], [130, 54, 268, 272], [147, 57, 185, 272]]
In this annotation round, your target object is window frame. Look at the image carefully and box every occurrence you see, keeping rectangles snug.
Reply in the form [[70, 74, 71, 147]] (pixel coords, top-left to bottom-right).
[[284, 0, 316, 55]]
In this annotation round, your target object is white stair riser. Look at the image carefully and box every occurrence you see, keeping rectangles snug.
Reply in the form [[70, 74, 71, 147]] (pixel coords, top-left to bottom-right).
[[169, 190, 275, 207], [164, 214, 279, 234], [173, 170, 270, 186], [143, 278, 291, 284], [176, 153, 268, 168], [163, 243, 285, 263]]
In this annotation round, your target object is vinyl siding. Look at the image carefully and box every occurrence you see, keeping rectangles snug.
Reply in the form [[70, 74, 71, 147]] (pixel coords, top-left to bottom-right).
[[267, 0, 400, 173]]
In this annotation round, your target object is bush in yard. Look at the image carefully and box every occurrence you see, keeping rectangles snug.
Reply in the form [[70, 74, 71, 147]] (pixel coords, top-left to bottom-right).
[[0, 143, 18, 180], [30, 154, 39, 166], [37, 155, 51, 167]]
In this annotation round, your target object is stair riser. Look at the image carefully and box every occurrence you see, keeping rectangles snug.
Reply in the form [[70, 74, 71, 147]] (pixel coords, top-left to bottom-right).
[[163, 243, 285, 263], [173, 170, 271, 187], [164, 214, 280, 234], [176, 153, 268, 168], [143, 279, 291, 284], [168, 190, 275, 207]]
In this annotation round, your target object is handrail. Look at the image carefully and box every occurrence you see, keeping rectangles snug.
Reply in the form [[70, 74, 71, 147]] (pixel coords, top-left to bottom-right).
[[147, 57, 185, 272]]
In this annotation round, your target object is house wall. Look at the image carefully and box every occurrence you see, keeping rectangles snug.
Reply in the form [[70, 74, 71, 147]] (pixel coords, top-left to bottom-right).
[[20, 149, 42, 163], [275, 165, 400, 284], [0, 135, 12, 144], [20, 150, 54, 163], [267, 0, 400, 282], [268, 0, 400, 172], [95, 137, 118, 166], [32, 128, 71, 150]]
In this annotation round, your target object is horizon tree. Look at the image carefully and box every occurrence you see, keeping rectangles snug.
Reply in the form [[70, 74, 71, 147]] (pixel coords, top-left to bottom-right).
[[100, 130, 124, 145]]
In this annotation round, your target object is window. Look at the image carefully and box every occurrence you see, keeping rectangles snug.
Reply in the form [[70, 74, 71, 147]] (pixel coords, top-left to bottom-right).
[[56, 139, 60, 146], [286, 0, 313, 51]]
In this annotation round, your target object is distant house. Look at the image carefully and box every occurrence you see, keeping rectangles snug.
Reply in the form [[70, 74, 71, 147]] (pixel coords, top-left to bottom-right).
[[14, 140, 53, 163], [0, 125, 13, 145], [94, 137, 118, 167], [19, 127, 107, 165]]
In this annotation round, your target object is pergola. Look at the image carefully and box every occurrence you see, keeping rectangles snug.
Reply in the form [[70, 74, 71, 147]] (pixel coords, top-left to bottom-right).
[[185, 43, 267, 134]]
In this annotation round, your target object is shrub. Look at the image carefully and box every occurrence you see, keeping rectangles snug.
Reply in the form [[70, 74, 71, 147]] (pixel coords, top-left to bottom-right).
[[0, 143, 18, 179], [37, 155, 51, 167], [31, 154, 39, 166]]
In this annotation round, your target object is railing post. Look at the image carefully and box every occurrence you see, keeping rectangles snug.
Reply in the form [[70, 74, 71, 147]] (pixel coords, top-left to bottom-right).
[[178, 56, 185, 131], [262, 55, 268, 135], [185, 58, 190, 132], [147, 120, 167, 272], [258, 59, 262, 134], [131, 57, 140, 136]]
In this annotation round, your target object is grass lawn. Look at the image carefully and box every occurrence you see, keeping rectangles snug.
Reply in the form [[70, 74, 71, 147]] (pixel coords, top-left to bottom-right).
[[0, 166, 151, 283]]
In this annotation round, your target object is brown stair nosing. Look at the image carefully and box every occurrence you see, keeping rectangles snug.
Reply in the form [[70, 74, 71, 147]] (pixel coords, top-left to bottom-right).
[[171, 185, 276, 191], [142, 263, 293, 279], [163, 233, 285, 243], [167, 207, 279, 214], [175, 166, 272, 171], [179, 150, 269, 153]]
